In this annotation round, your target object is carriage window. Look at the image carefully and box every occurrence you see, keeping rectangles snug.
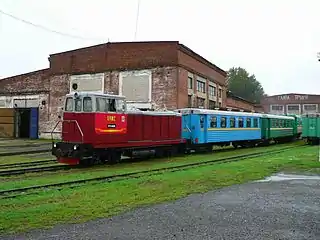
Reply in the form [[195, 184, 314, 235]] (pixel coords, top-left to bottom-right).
[[83, 97, 92, 112], [238, 118, 244, 128], [210, 116, 217, 128], [221, 117, 226, 128], [96, 97, 108, 112], [65, 97, 73, 111], [253, 118, 258, 128], [246, 118, 251, 128], [200, 116, 204, 128], [230, 117, 235, 128], [75, 98, 82, 112], [272, 119, 276, 127]]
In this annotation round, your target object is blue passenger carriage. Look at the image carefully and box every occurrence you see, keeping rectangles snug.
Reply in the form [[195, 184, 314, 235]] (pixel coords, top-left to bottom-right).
[[176, 108, 263, 150]]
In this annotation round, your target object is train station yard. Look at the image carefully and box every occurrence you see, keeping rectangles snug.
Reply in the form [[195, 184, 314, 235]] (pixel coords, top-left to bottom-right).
[[0, 139, 319, 239]]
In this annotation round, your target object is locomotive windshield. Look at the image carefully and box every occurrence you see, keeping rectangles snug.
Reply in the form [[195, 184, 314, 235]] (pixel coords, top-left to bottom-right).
[[64, 94, 126, 113]]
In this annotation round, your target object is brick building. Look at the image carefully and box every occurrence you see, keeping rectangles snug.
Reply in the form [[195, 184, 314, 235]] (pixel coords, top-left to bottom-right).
[[225, 91, 256, 112], [0, 41, 227, 139], [261, 93, 320, 115]]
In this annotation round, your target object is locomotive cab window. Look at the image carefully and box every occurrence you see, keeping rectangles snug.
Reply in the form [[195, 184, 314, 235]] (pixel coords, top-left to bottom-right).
[[221, 117, 226, 128], [210, 116, 217, 128], [65, 97, 73, 112], [75, 98, 82, 112], [230, 117, 235, 128], [246, 118, 251, 128], [238, 118, 244, 128], [83, 97, 92, 112], [96, 97, 108, 112]]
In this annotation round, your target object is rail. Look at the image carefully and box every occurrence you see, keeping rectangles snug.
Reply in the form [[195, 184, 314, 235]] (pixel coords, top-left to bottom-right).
[[51, 119, 84, 143]]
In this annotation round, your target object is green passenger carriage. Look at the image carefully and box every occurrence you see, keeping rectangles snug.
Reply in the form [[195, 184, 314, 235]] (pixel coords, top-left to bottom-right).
[[302, 113, 320, 145], [261, 114, 296, 143]]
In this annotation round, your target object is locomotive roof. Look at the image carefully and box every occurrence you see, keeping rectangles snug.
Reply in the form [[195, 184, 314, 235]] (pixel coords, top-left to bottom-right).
[[66, 92, 125, 99], [175, 108, 263, 117]]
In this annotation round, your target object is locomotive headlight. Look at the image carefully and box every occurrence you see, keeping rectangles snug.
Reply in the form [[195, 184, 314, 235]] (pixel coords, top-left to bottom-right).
[[73, 145, 78, 150], [53, 143, 57, 148]]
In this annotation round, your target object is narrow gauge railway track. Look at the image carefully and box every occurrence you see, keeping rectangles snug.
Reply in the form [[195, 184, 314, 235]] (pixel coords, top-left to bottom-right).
[[0, 145, 306, 199], [0, 164, 75, 177], [0, 149, 50, 157], [0, 159, 56, 169]]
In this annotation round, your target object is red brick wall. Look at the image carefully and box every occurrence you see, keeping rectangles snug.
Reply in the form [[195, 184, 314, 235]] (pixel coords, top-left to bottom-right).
[[0, 69, 50, 93], [177, 50, 226, 86], [226, 97, 254, 111], [177, 67, 189, 108], [49, 42, 179, 75]]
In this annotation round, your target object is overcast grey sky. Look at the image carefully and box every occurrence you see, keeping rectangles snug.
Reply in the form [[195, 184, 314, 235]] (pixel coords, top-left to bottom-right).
[[0, 0, 319, 96]]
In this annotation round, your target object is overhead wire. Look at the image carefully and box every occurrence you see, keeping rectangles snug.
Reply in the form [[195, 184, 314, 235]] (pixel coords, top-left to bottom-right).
[[134, 0, 141, 41], [0, 8, 107, 42]]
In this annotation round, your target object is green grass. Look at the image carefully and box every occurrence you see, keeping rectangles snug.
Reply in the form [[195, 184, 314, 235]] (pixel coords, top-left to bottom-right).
[[0, 142, 303, 191], [0, 144, 319, 235], [0, 152, 53, 165]]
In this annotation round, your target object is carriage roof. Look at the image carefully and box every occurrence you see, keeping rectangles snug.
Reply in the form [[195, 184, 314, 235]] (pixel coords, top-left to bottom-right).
[[175, 108, 264, 118], [175, 108, 295, 120]]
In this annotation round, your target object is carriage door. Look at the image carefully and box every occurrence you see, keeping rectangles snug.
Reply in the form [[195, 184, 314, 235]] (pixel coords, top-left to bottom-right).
[[198, 114, 206, 143]]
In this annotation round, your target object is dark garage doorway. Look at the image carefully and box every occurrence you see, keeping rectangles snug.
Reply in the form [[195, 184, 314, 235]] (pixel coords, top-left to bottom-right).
[[15, 107, 39, 139], [15, 108, 31, 138]]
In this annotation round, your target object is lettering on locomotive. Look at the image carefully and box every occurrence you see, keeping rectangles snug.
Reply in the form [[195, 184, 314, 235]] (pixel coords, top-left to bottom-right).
[[107, 115, 116, 122]]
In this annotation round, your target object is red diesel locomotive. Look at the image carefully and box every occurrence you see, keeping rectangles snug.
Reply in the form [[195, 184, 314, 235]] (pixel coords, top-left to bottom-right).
[[51, 92, 185, 165]]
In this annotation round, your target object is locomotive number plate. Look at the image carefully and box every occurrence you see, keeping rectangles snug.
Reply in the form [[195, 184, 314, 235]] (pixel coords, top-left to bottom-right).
[[107, 124, 116, 128]]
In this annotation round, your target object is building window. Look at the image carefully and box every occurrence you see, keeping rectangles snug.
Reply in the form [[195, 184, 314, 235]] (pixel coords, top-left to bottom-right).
[[209, 85, 216, 97], [218, 88, 222, 98], [209, 100, 216, 109], [303, 104, 317, 112], [287, 105, 300, 111], [188, 95, 192, 107], [287, 104, 300, 114], [271, 105, 284, 111], [218, 102, 222, 108], [197, 97, 205, 108], [188, 76, 193, 89], [197, 80, 206, 93]]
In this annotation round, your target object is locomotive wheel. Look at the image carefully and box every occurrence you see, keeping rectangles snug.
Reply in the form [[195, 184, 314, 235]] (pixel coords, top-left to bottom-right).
[[108, 151, 122, 164]]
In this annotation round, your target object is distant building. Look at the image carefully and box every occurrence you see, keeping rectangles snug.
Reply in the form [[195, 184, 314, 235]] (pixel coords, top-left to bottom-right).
[[261, 93, 320, 115]]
